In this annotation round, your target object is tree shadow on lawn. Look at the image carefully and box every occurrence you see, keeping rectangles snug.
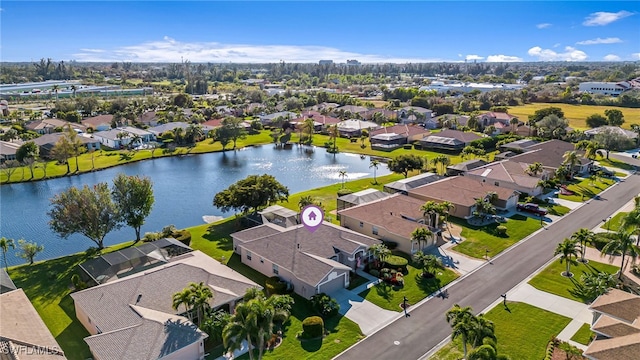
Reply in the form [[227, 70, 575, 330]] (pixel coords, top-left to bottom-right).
[[57, 295, 91, 359], [202, 223, 234, 252], [414, 273, 444, 295], [568, 263, 607, 303]]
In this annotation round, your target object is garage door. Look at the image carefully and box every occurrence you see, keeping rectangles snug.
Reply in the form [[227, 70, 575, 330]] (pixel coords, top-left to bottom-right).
[[318, 272, 346, 295]]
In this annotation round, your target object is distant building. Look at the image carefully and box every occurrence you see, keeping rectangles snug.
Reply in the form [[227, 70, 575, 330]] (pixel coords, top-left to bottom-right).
[[578, 77, 640, 96], [319, 60, 334, 65], [420, 81, 525, 93], [346, 60, 361, 66]]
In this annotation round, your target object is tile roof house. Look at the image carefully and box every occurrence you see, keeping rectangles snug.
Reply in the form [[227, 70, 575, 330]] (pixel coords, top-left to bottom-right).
[[0, 140, 21, 163], [82, 115, 114, 131], [397, 106, 433, 125], [71, 250, 260, 360], [31, 132, 101, 158], [337, 119, 380, 137], [25, 118, 86, 135], [336, 105, 370, 115], [137, 111, 159, 127], [465, 160, 550, 196], [0, 288, 67, 359], [370, 124, 430, 146], [259, 111, 298, 125], [499, 139, 540, 153], [336, 188, 391, 212], [434, 114, 471, 129], [446, 159, 488, 176], [338, 194, 441, 255], [584, 289, 640, 360], [360, 109, 397, 122], [479, 111, 518, 128], [383, 172, 443, 195], [419, 129, 482, 151], [0, 268, 16, 293], [585, 126, 638, 140], [407, 176, 519, 219], [93, 126, 155, 149], [231, 222, 380, 299], [509, 139, 592, 174], [147, 122, 190, 136]]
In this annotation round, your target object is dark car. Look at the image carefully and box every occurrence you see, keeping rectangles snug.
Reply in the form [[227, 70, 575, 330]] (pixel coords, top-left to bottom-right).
[[516, 203, 548, 216], [589, 165, 614, 177]]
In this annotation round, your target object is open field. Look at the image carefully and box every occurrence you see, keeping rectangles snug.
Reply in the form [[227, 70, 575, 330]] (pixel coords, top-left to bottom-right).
[[507, 103, 640, 130]]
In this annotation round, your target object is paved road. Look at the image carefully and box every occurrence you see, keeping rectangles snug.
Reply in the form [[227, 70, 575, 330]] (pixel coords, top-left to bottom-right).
[[335, 173, 640, 360]]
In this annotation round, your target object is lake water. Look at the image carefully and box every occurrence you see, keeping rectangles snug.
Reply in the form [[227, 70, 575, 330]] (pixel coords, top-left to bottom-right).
[[0, 145, 390, 266]]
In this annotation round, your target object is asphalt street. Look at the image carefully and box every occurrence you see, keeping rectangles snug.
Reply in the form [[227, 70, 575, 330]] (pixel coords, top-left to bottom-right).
[[335, 172, 640, 360]]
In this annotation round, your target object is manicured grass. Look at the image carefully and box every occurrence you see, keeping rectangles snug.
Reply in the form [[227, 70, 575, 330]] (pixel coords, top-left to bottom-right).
[[558, 176, 616, 202], [597, 156, 636, 171], [451, 214, 542, 259], [431, 302, 572, 360], [359, 252, 459, 312], [571, 323, 595, 346], [601, 212, 628, 232], [8, 241, 134, 360], [507, 103, 640, 130], [188, 217, 239, 263], [546, 203, 571, 216], [528, 259, 620, 303]]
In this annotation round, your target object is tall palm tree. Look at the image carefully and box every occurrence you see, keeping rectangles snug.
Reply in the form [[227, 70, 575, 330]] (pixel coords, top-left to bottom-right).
[[468, 313, 496, 348], [368, 244, 391, 265], [621, 209, 640, 245], [571, 228, 595, 263], [554, 238, 580, 277], [223, 300, 258, 360], [601, 230, 640, 280], [575, 140, 600, 161], [370, 159, 380, 184], [439, 201, 455, 237], [509, 117, 519, 133], [303, 118, 315, 145], [328, 124, 339, 153], [338, 170, 347, 189], [0, 237, 15, 272], [421, 201, 441, 228], [411, 227, 433, 252], [446, 304, 475, 359], [431, 154, 451, 175], [298, 195, 314, 211], [413, 251, 442, 277], [562, 151, 580, 179], [172, 288, 194, 321], [189, 282, 214, 327]]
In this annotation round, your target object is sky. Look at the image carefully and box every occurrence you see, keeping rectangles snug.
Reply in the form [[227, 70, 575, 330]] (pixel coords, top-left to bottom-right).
[[1, 1, 639, 63]]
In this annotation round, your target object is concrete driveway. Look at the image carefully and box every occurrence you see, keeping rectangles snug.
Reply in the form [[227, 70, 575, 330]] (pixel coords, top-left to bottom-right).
[[333, 288, 399, 335]]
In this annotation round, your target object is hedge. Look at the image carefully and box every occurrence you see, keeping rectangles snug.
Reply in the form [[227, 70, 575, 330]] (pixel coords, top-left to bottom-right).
[[302, 316, 324, 339], [265, 276, 288, 295], [384, 255, 409, 273], [174, 229, 192, 246]]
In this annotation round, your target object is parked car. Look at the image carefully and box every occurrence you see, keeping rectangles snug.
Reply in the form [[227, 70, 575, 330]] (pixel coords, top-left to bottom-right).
[[589, 165, 614, 177], [516, 203, 548, 216]]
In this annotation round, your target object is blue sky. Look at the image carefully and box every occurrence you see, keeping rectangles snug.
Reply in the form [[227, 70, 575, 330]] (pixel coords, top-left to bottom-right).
[[1, 1, 639, 63]]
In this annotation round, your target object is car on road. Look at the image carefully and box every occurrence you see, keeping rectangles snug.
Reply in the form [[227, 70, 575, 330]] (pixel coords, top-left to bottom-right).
[[516, 203, 548, 216]]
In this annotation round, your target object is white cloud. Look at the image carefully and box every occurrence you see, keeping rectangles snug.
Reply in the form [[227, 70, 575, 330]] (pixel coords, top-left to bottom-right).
[[576, 37, 623, 45], [603, 54, 621, 61], [72, 37, 447, 63], [486, 54, 523, 62], [632, 53, 640, 60], [583, 11, 633, 26], [527, 46, 588, 61], [465, 54, 484, 61], [536, 23, 552, 29]]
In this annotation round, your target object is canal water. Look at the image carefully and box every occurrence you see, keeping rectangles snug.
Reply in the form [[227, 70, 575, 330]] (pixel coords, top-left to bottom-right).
[[0, 145, 390, 266]]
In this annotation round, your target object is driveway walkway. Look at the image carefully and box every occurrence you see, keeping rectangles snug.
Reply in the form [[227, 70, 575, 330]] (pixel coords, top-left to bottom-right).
[[333, 287, 399, 335]]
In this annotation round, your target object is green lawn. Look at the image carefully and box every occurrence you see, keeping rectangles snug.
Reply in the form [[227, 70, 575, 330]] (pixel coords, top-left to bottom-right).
[[8, 241, 134, 360], [601, 212, 628, 232], [558, 177, 616, 202], [359, 252, 459, 312], [596, 156, 636, 171], [431, 302, 572, 360], [528, 259, 620, 303], [188, 217, 239, 263], [571, 323, 595, 346], [546, 203, 571, 216], [451, 214, 542, 259]]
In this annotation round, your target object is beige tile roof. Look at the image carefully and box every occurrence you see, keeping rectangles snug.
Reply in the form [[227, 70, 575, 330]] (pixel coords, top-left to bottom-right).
[[467, 160, 543, 189], [584, 333, 640, 360], [592, 314, 640, 338], [590, 288, 640, 324], [509, 139, 590, 170], [0, 289, 66, 358], [232, 222, 380, 286], [81, 114, 114, 128], [408, 176, 518, 207], [370, 124, 430, 138], [338, 194, 431, 239]]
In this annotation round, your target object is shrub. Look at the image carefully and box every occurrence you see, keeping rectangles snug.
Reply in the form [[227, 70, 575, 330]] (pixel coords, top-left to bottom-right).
[[337, 189, 353, 196], [311, 293, 340, 318], [71, 274, 88, 290], [496, 226, 508, 236], [174, 229, 192, 246], [301, 316, 324, 339], [382, 240, 398, 250], [384, 255, 409, 273], [265, 276, 288, 295], [403, 144, 412, 149], [369, 269, 379, 278]]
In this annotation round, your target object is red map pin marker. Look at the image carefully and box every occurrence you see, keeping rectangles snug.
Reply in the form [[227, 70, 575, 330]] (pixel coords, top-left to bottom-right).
[[301, 205, 324, 233]]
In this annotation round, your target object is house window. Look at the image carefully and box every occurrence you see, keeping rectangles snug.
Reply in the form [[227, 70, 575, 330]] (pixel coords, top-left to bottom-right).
[[372, 226, 379, 235], [359, 221, 364, 228], [260, 257, 264, 263], [494, 181, 499, 186], [246, 251, 252, 261], [273, 264, 279, 275]]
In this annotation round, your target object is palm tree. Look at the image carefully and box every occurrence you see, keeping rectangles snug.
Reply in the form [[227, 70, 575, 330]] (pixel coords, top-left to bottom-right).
[[601, 230, 640, 280], [621, 209, 640, 245], [446, 304, 475, 359], [370, 159, 380, 184], [172, 288, 194, 321], [526, 162, 544, 176], [0, 237, 15, 272], [554, 166, 570, 184], [562, 151, 580, 179], [431, 154, 450, 175], [509, 117, 519, 133], [338, 170, 347, 189], [439, 201, 455, 237], [411, 227, 433, 252], [223, 300, 258, 360], [298, 195, 314, 211], [581, 272, 617, 299], [189, 282, 214, 327], [575, 140, 600, 160], [302, 118, 315, 145], [571, 228, 595, 263], [468, 314, 496, 348], [368, 243, 391, 266], [413, 251, 442, 277], [186, 124, 204, 144], [421, 201, 441, 228], [554, 238, 580, 277], [328, 124, 339, 153]]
